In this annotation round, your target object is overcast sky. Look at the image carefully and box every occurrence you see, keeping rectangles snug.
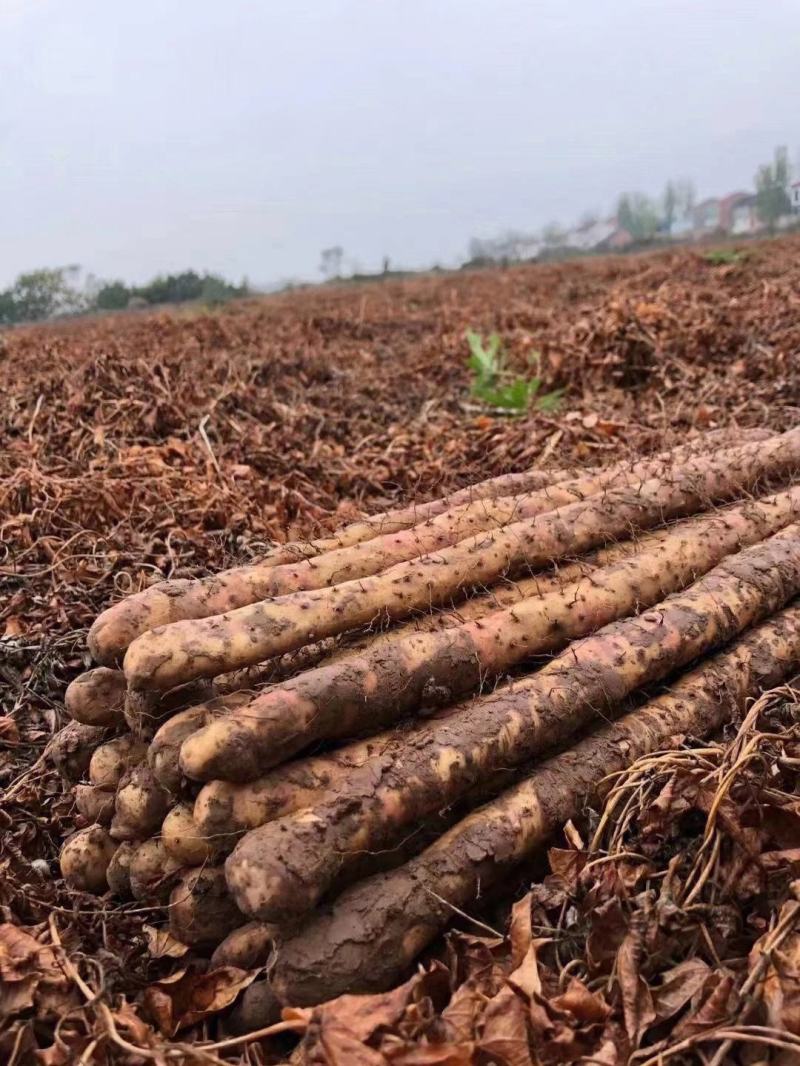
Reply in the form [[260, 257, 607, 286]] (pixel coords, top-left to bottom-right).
[[1, 1, 796, 287]]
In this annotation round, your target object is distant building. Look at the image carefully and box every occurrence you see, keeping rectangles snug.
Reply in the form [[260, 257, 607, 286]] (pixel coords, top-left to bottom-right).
[[720, 192, 758, 234], [669, 213, 695, 238], [564, 217, 632, 252], [729, 197, 759, 238], [693, 198, 721, 233], [692, 192, 762, 237]]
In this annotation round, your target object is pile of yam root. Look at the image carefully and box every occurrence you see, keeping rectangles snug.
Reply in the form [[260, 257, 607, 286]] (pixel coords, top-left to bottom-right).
[[50, 424, 800, 1021]]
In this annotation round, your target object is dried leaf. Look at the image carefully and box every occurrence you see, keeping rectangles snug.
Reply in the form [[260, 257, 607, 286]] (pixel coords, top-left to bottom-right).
[[652, 958, 711, 1023], [616, 923, 655, 1044], [3, 616, 24, 638], [672, 973, 737, 1040], [509, 893, 533, 968], [761, 917, 800, 1035], [551, 977, 611, 1025], [143, 965, 257, 1035], [478, 985, 533, 1066], [0, 717, 20, 743], [143, 924, 190, 959]]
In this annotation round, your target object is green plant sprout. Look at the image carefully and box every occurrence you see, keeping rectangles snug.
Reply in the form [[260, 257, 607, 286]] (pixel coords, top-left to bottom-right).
[[466, 330, 564, 415]]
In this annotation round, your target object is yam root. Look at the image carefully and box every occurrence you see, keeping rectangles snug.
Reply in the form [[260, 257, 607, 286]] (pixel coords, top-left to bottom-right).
[[74, 784, 115, 826], [176, 561, 594, 787], [148, 692, 255, 793], [47, 721, 108, 783], [183, 487, 800, 781], [193, 739, 391, 847], [65, 666, 127, 727], [161, 804, 218, 866], [89, 735, 147, 791], [110, 765, 169, 842], [125, 429, 800, 692], [129, 839, 183, 902], [91, 430, 764, 665], [122, 679, 214, 739], [88, 461, 582, 665], [225, 980, 282, 1035], [138, 535, 670, 793], [168, 867, 243, 949], [59, 826, 117, 894], [210, 922, 277, 969], [225, 525, 800, 923], [271, 600, 800, 1003], [106, 841, 135, 897]]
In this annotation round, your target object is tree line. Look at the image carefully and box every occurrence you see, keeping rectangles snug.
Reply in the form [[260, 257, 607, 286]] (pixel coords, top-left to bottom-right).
[[0, 267, 249, 327]]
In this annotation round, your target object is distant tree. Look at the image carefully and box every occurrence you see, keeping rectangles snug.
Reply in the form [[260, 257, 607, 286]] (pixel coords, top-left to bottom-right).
[[542, 222, 566, 247], [199, 274, 248, 304], [675, 179, 696, 217], [662, 182, 679, 231], [138, 270, 204, 305], [95, 280, 131, 310], [616, 193, 660, 241], [319, 246, 344, 280], [755, 146, 791, 232], [578, 211, 599, 229], [467, 237, 489, 261], [0, 266, 85, 325], [0, 289, 16, 326]]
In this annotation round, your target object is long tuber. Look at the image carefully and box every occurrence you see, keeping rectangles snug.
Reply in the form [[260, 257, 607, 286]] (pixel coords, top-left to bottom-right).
[[125, 429, 800, 692], [225, 524, 800, 923], [90, 430, 764, 665], [271, 599, 800, 1003], [183, 487, 800, 781], [88, 458, 584, 664], [110, 765, 169, 841]]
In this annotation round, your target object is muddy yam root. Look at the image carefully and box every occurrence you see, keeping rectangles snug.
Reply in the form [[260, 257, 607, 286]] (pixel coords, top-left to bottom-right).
[[182, 487, 800, 781], [148, 692, 254, 792], [74, 784, 115, 826], [65, 666, 127, 727], [225, 525, 800, 923], [129, 839, 183, 902], [59, 827, 117, 894], [106, 842, 136, 897], [168, 867, 243, 949], [89, 735, 147, 791], [110, 765, 169, 842], [161, 804, 218, 866], [124, 429, 800, 692], [87, 460, 584, 665], [210, 922, 277, 969], [271, 600, 800, 1003]]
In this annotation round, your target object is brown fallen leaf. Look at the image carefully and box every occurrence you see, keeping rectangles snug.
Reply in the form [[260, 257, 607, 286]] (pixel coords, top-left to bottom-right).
[[143, 924, 190, 959], [671, 972, 738, 1040], [616, 920, 655, 1044], [0, 923, 74, 1022], [651, 958, 711, 1024], [760, 912, 800, 1035], [478, 985, 533, 1066], [3, 616, 24, 638], [143, 964, 257, 1035], [0, 717, 20, 743], [551, 977, 611, 1026]]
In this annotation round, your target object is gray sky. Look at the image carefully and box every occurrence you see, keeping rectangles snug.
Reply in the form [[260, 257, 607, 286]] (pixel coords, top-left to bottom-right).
[[1, 0, 797, 287]]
